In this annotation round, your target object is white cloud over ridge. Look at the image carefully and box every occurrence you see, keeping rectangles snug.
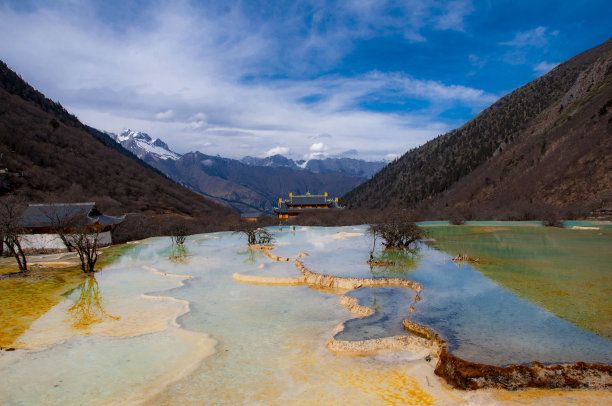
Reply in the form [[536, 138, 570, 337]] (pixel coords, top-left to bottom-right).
[[0, 0, 497, 161], [266, 146, 290, 156]]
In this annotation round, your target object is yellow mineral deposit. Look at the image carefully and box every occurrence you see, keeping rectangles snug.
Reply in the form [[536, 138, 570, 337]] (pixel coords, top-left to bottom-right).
[[232, 272, 305, 286], [249, 243, 276, 250], [12, 265, 198, 349], [0, 267, 83, 347], [338, 295, 375, 317]]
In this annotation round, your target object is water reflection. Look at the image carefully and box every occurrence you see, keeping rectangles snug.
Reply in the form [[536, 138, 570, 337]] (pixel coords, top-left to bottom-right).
[[236, 248, 256, 265], [68, 275, 118, 329], [369, 248, 423, 278], [1, 226, 611, 405], [169, 242, 189, 264], [426, 225, 612, 339]]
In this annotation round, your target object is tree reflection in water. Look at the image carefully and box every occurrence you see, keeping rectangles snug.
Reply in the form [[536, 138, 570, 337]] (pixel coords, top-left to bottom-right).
[[369, 247, 423, 279], [236, 248, 256, 265], [68, 275, 119, 329], [169, 242, 189, 264]]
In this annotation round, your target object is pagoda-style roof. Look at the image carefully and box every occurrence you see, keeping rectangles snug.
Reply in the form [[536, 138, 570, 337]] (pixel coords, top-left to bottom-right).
[[274, 193, 343, 217], [285, 195, 329, 206]]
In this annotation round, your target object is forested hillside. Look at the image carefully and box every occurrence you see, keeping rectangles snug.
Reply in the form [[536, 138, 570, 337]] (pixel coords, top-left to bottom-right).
[[342, 39, 612, 219]]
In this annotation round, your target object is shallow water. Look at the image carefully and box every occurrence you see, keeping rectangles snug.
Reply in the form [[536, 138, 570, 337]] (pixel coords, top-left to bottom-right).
[[285, 227, 612, 366], [426, 225, 612, 339], [0, 225, 610, 405]]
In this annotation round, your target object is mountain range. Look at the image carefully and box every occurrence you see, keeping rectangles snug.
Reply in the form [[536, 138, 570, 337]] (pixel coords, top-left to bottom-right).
[[342, 38, 612, 220], [107, 128, 385, 213]]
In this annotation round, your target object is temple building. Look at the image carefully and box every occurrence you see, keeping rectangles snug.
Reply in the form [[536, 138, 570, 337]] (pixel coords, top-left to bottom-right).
[[273, 192, 343, 219]]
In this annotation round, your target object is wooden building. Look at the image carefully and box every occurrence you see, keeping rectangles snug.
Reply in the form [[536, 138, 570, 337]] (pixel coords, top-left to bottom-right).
[[274, 192, 343, 219], [17, 202, 124, 251]]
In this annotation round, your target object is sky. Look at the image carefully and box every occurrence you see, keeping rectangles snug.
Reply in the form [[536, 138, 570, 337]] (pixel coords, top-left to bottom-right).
[[1, 1, 610, 161]]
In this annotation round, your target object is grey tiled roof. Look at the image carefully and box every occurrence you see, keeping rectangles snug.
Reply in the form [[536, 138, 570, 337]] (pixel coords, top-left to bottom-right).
[[274, 194, 342, 214], [287, 195, 329, 205], [19, 203, 124, 228]]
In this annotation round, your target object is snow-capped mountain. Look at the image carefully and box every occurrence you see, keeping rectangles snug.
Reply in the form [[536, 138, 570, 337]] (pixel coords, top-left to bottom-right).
[[108, 129, 181, 160]]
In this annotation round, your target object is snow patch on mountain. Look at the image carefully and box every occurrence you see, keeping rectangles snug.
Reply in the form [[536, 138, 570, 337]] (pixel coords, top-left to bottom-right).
[[108, 129, 181, 160]]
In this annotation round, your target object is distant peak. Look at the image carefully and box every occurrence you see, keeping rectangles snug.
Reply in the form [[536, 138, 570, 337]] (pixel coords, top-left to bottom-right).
[[119, 129, 152, 142], [112, 128, 180, 160]]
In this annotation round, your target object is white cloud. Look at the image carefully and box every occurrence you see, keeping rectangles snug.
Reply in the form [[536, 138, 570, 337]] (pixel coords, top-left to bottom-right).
[[310, 142, 326, 152], [500, 26, 553, 48], [307, 142, 328, 159], [190, 112, 208, 121], [266, 146, 290, 156], [0, 1, 493, 161], [189, 120, 207, 130], [433, 0, 474, 31], [533, 61, 559, 75], [155, 109, 174, 120]]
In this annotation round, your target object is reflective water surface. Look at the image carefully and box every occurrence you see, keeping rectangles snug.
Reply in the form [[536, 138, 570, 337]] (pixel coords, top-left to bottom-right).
[[0, 225, 610, 405]]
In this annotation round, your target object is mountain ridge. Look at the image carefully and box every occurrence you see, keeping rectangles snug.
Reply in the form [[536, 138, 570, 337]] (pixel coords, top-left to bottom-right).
[[144, 151, 365, 213], [105, 129, 384, 213]]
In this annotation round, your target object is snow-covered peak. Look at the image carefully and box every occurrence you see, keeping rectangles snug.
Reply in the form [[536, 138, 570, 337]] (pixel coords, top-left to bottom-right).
[[118, 129, 151, 143], [111, 129, 181, 160]]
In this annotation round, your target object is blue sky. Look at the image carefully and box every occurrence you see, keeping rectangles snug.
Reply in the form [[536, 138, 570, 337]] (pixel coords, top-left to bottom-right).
[[1, 0, 610, 161]]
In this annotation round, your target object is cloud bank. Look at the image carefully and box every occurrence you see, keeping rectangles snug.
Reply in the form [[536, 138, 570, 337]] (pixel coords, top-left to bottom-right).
[[3, 0, 607, 160]]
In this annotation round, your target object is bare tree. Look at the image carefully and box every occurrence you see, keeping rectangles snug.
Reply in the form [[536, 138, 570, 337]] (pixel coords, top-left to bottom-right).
[[170, 223, 188, 246], [366, 224, 378, 261], [169, 222, 189, 263], [232, 220, 274, 246], [42, 205, 101, 273], [67, 232, 100, 273], [367, 212, 425, 250], [0, 196, 28, 272]]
